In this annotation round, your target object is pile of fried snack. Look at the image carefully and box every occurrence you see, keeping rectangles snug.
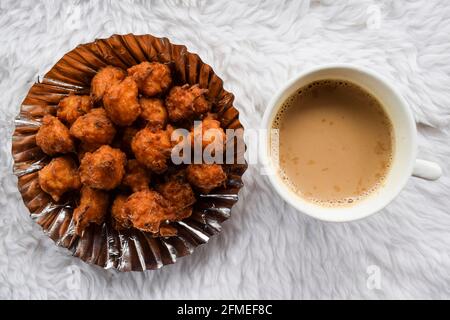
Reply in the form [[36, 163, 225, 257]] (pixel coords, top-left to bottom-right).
[[36, 62, 228, 237]]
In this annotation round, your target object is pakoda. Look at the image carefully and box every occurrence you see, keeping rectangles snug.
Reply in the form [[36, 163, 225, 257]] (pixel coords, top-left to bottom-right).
[[186, 163, 226, 193], [73, 186, 109, 236], [36, 115, 75, 155], [165, 84, 211, 122], [127, 62, 172, 97], [70, 108, 116, 145], [157, 172, 195, 220], [91, 66, 126, 103], [38, 156, 81, 201], [124, 189, 173, 234], [57, 94, 92, 125], [79, 145, 126, 190], [111, 194, 130, 231], [131, 127, 172, 174], [103, 77, 141, 126], [139, 97, 167, 129]]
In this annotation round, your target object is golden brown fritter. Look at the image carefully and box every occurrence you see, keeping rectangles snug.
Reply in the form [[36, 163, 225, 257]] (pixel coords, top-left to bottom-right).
[[70, 108, 116, 145], [190, 85, 211, 115], [131, 127, 172, 174], [139, 97, 167, 129], [190, 116, 225, 149], [186, 164, 227, 193], [165, 84, 211, 122], [36, 115, 75, 156], [157, 173, 195, 219], [124, 189, 173, 234], [91, 66, 126, 103], [122, 159, 151, 192], [111, 194, 130, 231], [103, 76, 141, 126], [57, 95, 92, 125], [79, 145, 126, 190], [73, 186, 109, 236], [38, 156, 81, 202], [127, 62, 172, 97]]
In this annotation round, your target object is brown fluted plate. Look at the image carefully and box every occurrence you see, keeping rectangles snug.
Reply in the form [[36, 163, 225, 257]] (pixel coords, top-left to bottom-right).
[[11, 34, 247, 271]]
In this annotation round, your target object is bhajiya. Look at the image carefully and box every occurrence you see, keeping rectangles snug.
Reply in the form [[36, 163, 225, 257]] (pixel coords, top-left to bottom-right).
[[91, 66, 126, 103], [73, 186, 109, 236], [139, 97, 167, 129], [127, 62, 172, 97], [79, 145, 126, 190], [165, 84, 211, 122], [103, 76, 141, 126], [111, 194, 130, 231], [186, 163, 227, 193], [131, 127, 172, 174], [38, 156, 81, 201], [124, 189, 173, 234], [36, 115, 75, 155], [57, 94, 92, 125], [70, 108, 116, 145]]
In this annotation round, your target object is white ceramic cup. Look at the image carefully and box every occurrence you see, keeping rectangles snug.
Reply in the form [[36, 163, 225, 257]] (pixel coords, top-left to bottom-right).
[[261, 64, 442, 222]]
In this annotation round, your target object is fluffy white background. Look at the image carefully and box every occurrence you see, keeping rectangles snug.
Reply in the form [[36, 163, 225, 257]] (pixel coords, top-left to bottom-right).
[[0, 0, 449, 299]]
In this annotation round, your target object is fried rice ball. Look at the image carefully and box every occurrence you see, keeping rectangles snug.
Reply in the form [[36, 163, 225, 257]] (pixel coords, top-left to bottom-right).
[[127, 62, 172, 97], [190, 116, 225, 149], [186, 164, 227, 193], [36, 115, 75, 155], [165, 84, 211, 122], [57, 94, 92, 125], [139, 97, 167, 129], [103, 76, 141, 126], [131, 127, 172, 174], [79, 145, 126, 190], [38, 156, 81, 202], [70, 108, 116, 145], [157, 172, 195, 219], [91, 66, 126, 103], [124, 189, 173, 234], [122, 159, 151, 192], [73, 186, 109, 236], [111, 194, 130, 231]]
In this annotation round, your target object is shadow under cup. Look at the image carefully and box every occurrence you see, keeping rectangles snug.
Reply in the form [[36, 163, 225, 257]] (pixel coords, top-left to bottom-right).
[[263, 66, 417, 222]]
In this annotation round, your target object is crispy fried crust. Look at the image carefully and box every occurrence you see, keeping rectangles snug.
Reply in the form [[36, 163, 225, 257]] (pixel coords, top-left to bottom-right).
[[131, 127, 172, 174], [57, 95, 92, 125], [124, 190, 173, 234], [127, 62, 172, 97], [186, 164, 227, 193], [111, 194, 130, 231], [139, 97, 167, 129], [79, 145, 126, 190], [165, 84, 211, 122], [91, 66, 126, 103], [73, 186, 109, 236], [38, 156, 81, 201], [70, 108, 116, 145], [36, 115, 75, 155], [103, 77, 141, 126]]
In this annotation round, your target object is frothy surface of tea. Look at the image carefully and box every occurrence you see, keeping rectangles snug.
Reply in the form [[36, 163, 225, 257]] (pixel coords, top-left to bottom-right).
[[272, 79, 394, 206]]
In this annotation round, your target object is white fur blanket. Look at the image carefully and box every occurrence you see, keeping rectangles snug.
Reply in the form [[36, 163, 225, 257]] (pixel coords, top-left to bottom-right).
[[0, 0, 449, 299]]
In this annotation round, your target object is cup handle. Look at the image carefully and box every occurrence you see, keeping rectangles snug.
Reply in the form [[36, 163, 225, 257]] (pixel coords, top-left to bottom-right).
[[412, 159, 442, 181]]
